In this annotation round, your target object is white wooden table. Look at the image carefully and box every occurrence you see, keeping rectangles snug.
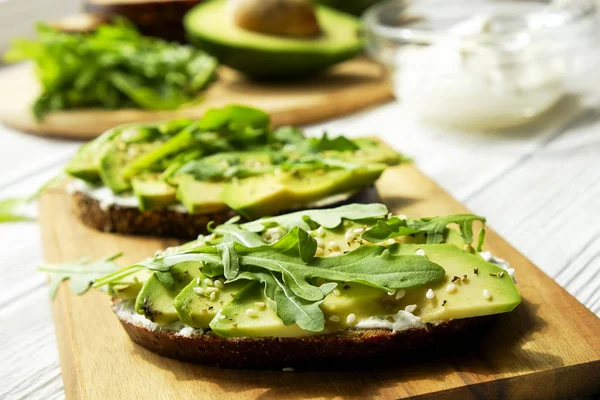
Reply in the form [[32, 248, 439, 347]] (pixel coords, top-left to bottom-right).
[[1, 89, 600, 398]]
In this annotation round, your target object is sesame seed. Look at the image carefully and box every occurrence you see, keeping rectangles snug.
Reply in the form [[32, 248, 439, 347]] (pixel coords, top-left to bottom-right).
[[397, 214, 407, 220], [317, 227, 325, 237], [333, 289, 341, 296], [415, 248, 426, 256], [345, 230, 356, 242], [316, 238, 325, 248], [445, 283, 457, 293], [206, 287, 219, 293], [216, 313, 226, 320], [405, 304, 417, 313], [193, 287, 205, 295], [387, 290, 396, 296], [315, 247, 324, 256], [498, 271, 505, 278], [426, 289, 435, 299], [282, 367, 295, 372], [329, 315, 340, 322], [196, 278, 201, 285], [255, 302, 266, 308], [395, 289, 406, 300], [353, 228, 365, 235], [246, 308, 259, 317], [385, 239, 396, 246], [209, 292, 216, 301], [214, 280, 225, 289], [330, 251, 343, 257], [346, 313, 357, 324], [483, 289, 492, 299], [204, 278, 214, 287], [328, 241, 340, 251]]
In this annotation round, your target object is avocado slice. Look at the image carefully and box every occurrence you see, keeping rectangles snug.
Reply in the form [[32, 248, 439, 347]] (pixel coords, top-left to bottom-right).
[[222, 165, 385, 219], [108, 268, 152, 301], [174, 275, 249, 328], [131, 176, 177, 211], [320, 243, 520, 328], [336, 138, 405, 165], [176, 176, 228, 214], [98, 126, 167, 193], [209, 281, 310, 337], [184, 0, 363, 78], [65, 127, 121, 183], [135, 261, 204, 324]]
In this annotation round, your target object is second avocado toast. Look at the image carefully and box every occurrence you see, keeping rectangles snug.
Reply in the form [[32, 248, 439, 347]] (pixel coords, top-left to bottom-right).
[[93, 203, 521, 369], [65, 105, 403, 237]]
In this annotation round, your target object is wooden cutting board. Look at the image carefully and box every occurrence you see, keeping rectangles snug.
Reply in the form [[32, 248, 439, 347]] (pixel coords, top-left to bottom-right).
[[39, 164, 600, 400], [0, 57, 391, 140]]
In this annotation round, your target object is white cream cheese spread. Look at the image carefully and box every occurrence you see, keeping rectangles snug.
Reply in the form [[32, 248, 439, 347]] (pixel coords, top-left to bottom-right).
[[480, 251, 517, 283], [113, 301, 204, 338], [355, 310, 426, 332], [67, 179, 189, 213]]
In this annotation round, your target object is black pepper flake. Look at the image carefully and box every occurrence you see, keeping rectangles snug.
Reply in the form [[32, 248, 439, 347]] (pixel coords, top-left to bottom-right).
[[442, 300, 447, 306], [208, 306, 214, 310], [474, 268, 479, 275], [347, 242, 351, 246], [489, 273, 498, 277], [343, 285, 350, 290], [452, 276, 460, 282]]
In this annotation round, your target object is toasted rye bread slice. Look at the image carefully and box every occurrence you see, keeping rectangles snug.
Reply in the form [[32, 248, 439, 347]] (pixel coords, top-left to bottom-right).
[[114, 301, 494, 370], [70, 186, 381, 238]]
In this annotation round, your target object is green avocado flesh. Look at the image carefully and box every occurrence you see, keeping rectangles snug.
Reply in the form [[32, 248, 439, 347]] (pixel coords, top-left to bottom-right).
[[222, 164, 385, 219], [65, 108, 402, 218], [115, 218, 520, 338], [184, 0, 363, 78]]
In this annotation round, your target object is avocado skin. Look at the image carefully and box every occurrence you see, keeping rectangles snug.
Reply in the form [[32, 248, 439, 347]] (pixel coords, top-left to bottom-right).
[[187, 36, 363, 79], [184, 0, 364, 79]]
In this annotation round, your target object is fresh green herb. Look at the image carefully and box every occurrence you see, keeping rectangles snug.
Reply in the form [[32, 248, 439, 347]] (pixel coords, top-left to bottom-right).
[[0, 172, 65, 223], [362, 214, 487, 251], [40, 253, 122, 299], [4, 20, 217, 119], [305, 132, 359, 153], [0, 198, 32, 222], [243, 203, 389, 232]]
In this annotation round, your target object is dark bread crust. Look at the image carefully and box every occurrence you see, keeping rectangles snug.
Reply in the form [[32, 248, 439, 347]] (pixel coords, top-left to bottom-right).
[[117, 311, 493, 369], [71, 191, 236, 238], [71, 186, 381, 238]]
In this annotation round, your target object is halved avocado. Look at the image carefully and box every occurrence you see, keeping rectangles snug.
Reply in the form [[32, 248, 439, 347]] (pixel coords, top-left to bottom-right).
[[184, 0, 363, 78]]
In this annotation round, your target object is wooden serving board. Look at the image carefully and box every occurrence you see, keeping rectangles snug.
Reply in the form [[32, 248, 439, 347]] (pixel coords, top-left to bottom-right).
[[0, 57, 391, 139], [39, 164, 600, 400]]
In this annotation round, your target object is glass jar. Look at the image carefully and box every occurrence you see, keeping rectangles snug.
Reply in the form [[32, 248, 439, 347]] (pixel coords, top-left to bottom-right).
[[362, 0, 600, 130]]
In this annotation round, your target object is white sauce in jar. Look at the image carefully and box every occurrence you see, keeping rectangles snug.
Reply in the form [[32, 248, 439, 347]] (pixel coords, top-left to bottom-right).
[[395, 14, 566, 130]]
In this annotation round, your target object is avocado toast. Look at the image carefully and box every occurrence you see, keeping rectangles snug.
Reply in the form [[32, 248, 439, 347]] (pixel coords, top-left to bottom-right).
[[94, 203, 521, 369], [65, 104, 404, 237]]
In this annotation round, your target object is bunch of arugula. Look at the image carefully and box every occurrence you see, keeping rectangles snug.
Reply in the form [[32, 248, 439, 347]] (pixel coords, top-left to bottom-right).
[[93, 204, 487, 333], [4, 19, 217, 119]]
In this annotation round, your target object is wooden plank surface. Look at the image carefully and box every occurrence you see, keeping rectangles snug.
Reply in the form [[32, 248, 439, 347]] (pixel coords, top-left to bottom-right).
[[0, 57, 392, 139], [38, 164, 600, 400]]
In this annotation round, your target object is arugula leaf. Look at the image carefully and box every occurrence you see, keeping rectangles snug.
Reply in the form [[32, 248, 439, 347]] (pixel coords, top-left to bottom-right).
[[362, 214, 487, 251], [0, 172, 65, 223], [218, 242, 240, 280], [213, 223, 266, 248], [243, 203, 389, 232], [0, 198, 33, 222], [39, 253, 122, 299], [306, 132, 359, 153], [4, 20, 217, 119]]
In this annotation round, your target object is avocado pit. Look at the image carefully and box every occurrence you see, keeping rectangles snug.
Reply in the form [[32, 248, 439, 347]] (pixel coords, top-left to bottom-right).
[[229, 0, 321, 38]]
